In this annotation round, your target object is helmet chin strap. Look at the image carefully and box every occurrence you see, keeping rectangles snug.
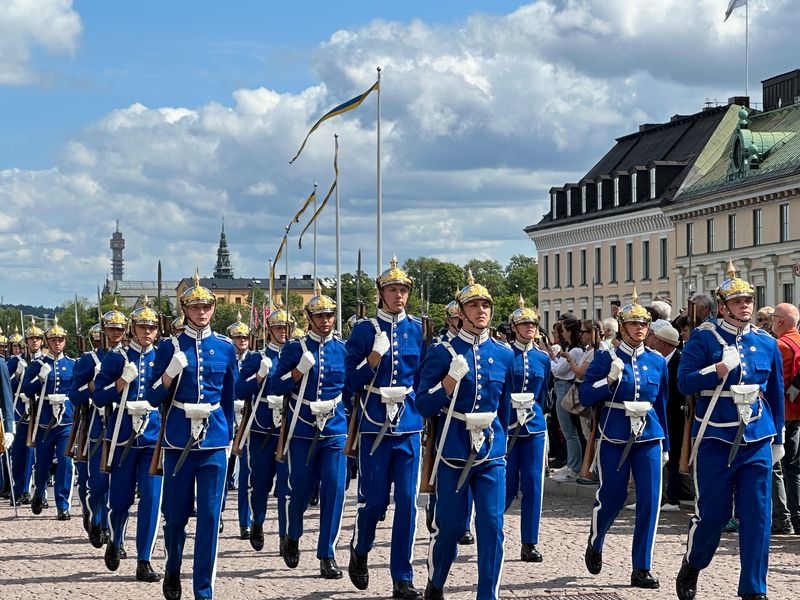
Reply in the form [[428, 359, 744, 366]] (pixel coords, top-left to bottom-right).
[[460, 303, 492, 333], [722, 301, 751, 325]]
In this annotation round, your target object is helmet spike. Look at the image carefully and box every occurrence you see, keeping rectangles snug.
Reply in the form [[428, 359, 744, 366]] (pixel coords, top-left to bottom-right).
[[466, 269, 475, 286], [518, 294, 525, 309], [631, 285, 639, 305], [726, 258, 737, 280]]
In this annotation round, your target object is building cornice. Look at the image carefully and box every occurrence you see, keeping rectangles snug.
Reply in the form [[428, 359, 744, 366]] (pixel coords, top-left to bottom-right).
[[665, 182, 800, 222]]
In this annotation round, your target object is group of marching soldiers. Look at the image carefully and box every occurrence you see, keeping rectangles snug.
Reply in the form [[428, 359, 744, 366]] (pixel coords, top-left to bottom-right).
[[0, 257, 787, 600]]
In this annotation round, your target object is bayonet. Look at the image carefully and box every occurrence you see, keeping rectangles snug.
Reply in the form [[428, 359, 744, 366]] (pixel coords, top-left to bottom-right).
[[356, 249, 365, 318]]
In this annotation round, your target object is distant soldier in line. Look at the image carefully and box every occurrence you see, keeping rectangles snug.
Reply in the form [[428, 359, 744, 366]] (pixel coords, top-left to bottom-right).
[[271, 287, 348, 579], [147, 273, 237, 600], [676, 262, 784, 600], [23, 318, 76, 520], [7, 326, 34, 505], [504, 297, 551, 563], [345, 258, 425, 599], [235, 307, 293, 553], [95, 298, 163, 583], [417, 272, 514, 600]]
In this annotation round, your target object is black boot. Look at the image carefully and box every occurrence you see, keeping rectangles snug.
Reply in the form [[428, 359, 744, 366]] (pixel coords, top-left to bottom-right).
[[163, 571, 181, 600], [584, 542, 602, 575], [31, 495, 43, 515], [320, 557, 343, 579], [218, 519, 224, 534], [278, 535, 285, 557], [136, 560, 161, 583], [57, 508, 71, 521], [424, 579, 444, 600], [21, 492, 31, 505], [89, 523, 105, 548], [458, 530, 475, 545], [676, 557, 699, 600], [521, 543, 542, 562], [104, 542, 121, 572], [82, 511, 90, 533], [393, 581, 423, 599], [239, 525, 250, 540], [118, 545, 127, 560], [740, 595, 767, 600], [631, 569, 660, 589], [250, 523, 264, 552], [425, 508, 434, 533], [283, 537, 300, 569], [348, 543, 369, 590]]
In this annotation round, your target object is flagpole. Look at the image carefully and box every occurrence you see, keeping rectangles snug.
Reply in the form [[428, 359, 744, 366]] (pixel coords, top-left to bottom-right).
[[313, 182, 318, 283], [335, 134, 342, 331], [268, 258, 274, 311], [285, 226, 290, 319], [376, 66, 382, 278], [745, 0, 749, 98]]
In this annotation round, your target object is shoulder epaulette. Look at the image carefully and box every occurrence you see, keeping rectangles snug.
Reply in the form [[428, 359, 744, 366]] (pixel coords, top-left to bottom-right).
[[696, 322, 716, 332], [214, 332, 234, 344]]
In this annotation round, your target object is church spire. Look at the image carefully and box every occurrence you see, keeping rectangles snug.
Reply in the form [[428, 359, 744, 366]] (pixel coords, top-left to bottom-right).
[[213, 217, 234, 279]]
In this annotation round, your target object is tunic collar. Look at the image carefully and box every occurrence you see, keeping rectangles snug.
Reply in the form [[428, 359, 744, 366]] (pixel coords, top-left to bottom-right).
[[268, 341, 282, 353], [184, 325, 212, 340], [458, 328, 489, 346], [513, 339, 534, 352], [307, 331, 334, 344], [719, 318, 751, 336], [617, 340, 645, 357], [377, 308, 406, 323]]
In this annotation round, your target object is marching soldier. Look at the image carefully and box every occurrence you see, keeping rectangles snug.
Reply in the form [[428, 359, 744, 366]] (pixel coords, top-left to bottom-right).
[[345, 257, 425, 599], [7, 327, 34, 505], [23, 317, 76, 520], [146, 273, 237, 600], [504, 297, 551, 563], [416, 271, 514, 600], [95, 298, 163, 583], [235, 307, 292, 553], [579, 289, 669, 589], [675, 261, 784, 600], [271, 286, 348, 579]]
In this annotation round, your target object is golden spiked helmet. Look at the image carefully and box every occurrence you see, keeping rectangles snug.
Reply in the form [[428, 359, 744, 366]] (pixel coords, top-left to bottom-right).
[[25, 317, 44, 339], [444, 300, 460, 318], [8, 327, 24, 345], [716, 258, 755, 304], [305, 280, 336, 316], [617, 286, 651, 326], [130, 295, 159, 328], [268, 307, 295, 328], [0, 328, 6, 345], [227, 311, 250, 337], [172, 314, 186, 331], [509, 295, 540, 326], [103, 298, 128, 330], [88, 323, 103, 341], [181, 270, 216, 306], [376, 255, 413, 290], [44, 316, 68, 339], [457, 269, 493, 306]]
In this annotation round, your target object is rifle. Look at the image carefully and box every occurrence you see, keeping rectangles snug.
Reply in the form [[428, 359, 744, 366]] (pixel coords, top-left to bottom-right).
[[274, 393, 290, 462], [65, 296, 86, 458], [356, 249, 366, 318], [678, 297, 697, 474], [343, 390, 361, 459], [99, 406, 112, 473], [419, 416, 438, 494], [578, 404, 601, 480]]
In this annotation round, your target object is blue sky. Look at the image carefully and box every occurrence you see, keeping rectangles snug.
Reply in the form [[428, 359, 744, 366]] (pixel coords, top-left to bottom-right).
[[1, 0, 798, 307]]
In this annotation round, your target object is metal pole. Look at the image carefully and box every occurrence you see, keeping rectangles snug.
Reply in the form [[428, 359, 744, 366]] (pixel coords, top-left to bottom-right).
[[376, 66, 382, 278], [313, 182, 318, 284], [268, 258, 274, 311], [335, 135, 342, 330], [285, 226, 290, 318], [745, 0, 749, 99]]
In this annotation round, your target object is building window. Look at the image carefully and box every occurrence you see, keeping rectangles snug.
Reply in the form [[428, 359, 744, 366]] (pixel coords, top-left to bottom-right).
[[555, 254, 561, 288], [659, 237, 668, 279], [580, 249, 587, 286], [753, 208, 761, 246], [566, 251, 573, 287], [543, 310, 549, 333], [581, 308, 587, 319], [625, 242, 634, 282], [642, 240, 650, 280], [756, 285, 765, 309], [706, 218, 714, 254], [542, 255, 549, 289], [784, 283, 794, 304], [595, 307, 602, 321], [686, 222, 694, 256], [596, 182, 602, 211], [780, 203, 789, 242], [631, 173, 637, 204], [594, 247, 602, 284], [729, 213, 737, 250], [566, 193, 572, 217], [650, 167, 656, 199], [613, 178, 620, 207], [609, 244, 617, 283], [581, 185, 587, 213], [234, 297, 242, 304], [551, 193, 557, 220]]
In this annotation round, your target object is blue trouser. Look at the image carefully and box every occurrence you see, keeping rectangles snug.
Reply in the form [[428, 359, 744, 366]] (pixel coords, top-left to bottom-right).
[[109, 445, 162, 561], [427, 488, 474, 532], [247, 431, 288, 536], [429, 458, 505, 600], [589, 439, 662, 570], [505, 432, 546, 544], [162, 448, 226, 599], [87, 440, 109, 529], [685, 438, 772, 596], [221, 449, 252, 527], [285, 435, 346, 559], [10, 421, 34, 497], [33, 425, 73, 510], [353, 432, 420, 583], [75, 461, 89, 515]]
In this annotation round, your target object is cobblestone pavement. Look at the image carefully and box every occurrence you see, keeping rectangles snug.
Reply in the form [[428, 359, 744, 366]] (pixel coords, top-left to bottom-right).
[[1, 482, 798, 599]]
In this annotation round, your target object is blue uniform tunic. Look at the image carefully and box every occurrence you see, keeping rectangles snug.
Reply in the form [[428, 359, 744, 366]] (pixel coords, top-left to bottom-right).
[[417, 329, 513, 600], [677, 320, 784, 596], [95, 341, 163, 562], [7, 353, 35, 499], [504, 339, 550, 546], [345, 309, 425, 584], [272, 330, 348, 560], [146, 325, 237, 600], [580, 340, 669, 571], [221, 349, 253, 529], [23, 352, 76, 511]]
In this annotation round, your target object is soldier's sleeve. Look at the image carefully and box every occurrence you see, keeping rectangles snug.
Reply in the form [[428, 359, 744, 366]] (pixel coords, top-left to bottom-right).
[[578, 349, 613, 407], [413, 327, 426, 393], [498, 354, 513, 433], [415, 346, 451, 418], [146, 339, 176, 408], [270, 341, 300, 396], [656, 359, 670, 452], [767, 342, 786, 445], [222, 343, 237, 441], [68, 354, 93, 408], [22, 360, 43, 398], [235, 353, 261, 400], [0, 360, 13, 433], [345, 322, 376, 393], [93, 352, 125, 408], [677, 333, 721, 396]]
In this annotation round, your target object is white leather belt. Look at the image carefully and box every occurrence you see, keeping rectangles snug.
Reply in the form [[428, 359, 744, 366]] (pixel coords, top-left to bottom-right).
[[172, 400, 220, 412], [367, 385, 412, 396]]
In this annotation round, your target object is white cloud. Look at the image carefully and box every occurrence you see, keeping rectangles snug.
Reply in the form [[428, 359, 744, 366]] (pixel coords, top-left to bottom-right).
[[2, 0, 800, 305]]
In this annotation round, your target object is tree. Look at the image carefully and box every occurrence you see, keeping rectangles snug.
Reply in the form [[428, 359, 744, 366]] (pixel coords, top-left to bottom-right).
[[402, 257, 463, 305], [463, 259, 507, 297], [505, 254, 538, 305], [340, 272, 377, 321]]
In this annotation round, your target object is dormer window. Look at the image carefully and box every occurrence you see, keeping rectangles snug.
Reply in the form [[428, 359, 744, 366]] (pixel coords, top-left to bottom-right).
[[551, 192, 556, 220], [631, 173, 638, 204], [613, 177, 620, 207], [566, 192, 572, 217], [581, 185, 587, 213], [649, 167, 656, 199], [596, 182, 602, 211]]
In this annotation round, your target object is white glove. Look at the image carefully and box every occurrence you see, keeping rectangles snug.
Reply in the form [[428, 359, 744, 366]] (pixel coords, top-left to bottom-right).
[[661, 452, 669, 468], [608, 358, 624, 382], [225, 442, 232, 460], [720, 345, 740, 372], [788, 385, 799, 403], [371, 331, 390, 357], [120, 362, 139, 384], [15, 359, 27, 377], [447, 355, 470, 382], [38, 363, 52, 382], [297, 351, 316, 375], [165, 351, 188, 378], [257, 356, 273, 378], [2, 432, 14, 451], [772, 444, 785, 465]]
